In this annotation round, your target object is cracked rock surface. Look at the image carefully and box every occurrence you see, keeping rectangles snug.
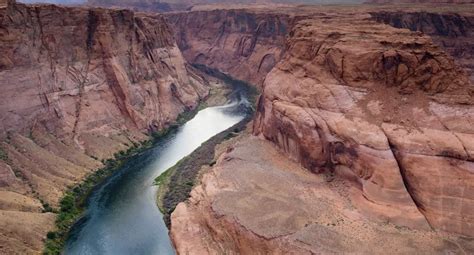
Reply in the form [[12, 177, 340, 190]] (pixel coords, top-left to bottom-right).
[[170, 5, 474, 253], [0, 2, 208, 253], [171, 134, 474, 254]]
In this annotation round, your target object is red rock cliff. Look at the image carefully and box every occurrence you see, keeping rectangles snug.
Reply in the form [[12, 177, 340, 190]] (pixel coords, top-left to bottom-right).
[[253, 10, 474, 236], [166, 9, 292, 87], [168, 8, 474, 253], [0, 2, 208, 253], [371, 11, 474, 81]]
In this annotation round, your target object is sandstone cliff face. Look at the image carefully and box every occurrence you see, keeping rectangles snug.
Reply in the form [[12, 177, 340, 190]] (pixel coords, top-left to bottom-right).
[[171, 134, 474, 254], [0, 2, 207, 253], [166, 10, 291, 87], [371, 11, 474, 81], [253, 11, 474, 237], [168, 8, 474, 252], [87, 0, 365, 12]]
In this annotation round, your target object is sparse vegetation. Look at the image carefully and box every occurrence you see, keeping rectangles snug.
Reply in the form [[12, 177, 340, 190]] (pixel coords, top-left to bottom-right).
[[155, 66, 258, 228], [156, 116, 253, 227], [43, 64, 259, 254], [42, 106, 205, 255], [0, 146, 8, 161]]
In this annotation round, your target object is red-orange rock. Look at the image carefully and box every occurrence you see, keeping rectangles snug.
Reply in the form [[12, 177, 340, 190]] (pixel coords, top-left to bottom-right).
[[0, 2, 208, 253], [371, 11, 474, 82], [166, 9, 290, 88], [253, 10, 474, 236]]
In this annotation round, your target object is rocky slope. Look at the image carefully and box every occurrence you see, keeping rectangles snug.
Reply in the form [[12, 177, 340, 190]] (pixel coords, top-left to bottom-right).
[[87, 0, 365, 12], [253, 9, 474, 236], [371, 11, 474, 81], [0, 1, 208, 253], [172, 132, 474, 254], [170, 6, 474, 253]]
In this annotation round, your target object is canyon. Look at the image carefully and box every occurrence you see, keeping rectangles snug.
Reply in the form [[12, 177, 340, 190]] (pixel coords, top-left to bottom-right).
[[0, 0, 473, 254], [87, 0, 365, 12], [167, 4, 474, 254], [0, 0, 208, 253]]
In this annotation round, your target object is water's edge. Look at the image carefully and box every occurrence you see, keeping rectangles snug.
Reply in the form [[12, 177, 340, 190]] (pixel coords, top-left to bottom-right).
[[43, 103, 204, 254], [56, 68, 256, 254], [155, 114, 253, 228]]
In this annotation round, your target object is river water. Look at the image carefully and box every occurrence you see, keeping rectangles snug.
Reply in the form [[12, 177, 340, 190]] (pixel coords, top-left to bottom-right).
[[64, 95, 249, 254]]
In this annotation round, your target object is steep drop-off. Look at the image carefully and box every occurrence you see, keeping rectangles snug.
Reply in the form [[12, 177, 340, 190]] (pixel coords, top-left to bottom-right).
[[169, 6, 474, 253], [371, 11, 474, 81], [166, 9, 292, 87], [87, 0, 366, 12], [0, 1, 208, 253], [253, 10, 474, 236]]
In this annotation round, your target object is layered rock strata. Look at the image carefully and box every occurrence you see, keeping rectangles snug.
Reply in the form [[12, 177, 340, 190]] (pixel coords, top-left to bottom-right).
[[253, 11, 474, 236], [169, 7, 474, 252], [371, 11, 474, 82], [166, 10, 291, 87], [0, 2, 207, 253], [171, 133, 474, 254]]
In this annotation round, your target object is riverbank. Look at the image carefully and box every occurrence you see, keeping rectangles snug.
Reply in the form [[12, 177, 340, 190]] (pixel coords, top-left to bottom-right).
[[155, 115, 252, 227], [155, 69, 258, 228], [43, 111, 195, 254], [43, 68, 251, 254]]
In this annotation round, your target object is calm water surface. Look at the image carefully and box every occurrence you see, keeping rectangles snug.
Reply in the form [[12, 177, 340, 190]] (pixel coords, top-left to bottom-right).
[[65, 98, 248, 255]]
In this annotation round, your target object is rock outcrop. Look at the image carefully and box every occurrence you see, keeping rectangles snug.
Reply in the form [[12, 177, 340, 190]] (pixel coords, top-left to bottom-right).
[[171, 133, 474, 254], [169, 6, 474, 252], [371, 11, 474, 81], [167, 9, 291, 88], [253, 10, 474, 237], [87, 0, 366, 12], [0, 2, 208, 253]]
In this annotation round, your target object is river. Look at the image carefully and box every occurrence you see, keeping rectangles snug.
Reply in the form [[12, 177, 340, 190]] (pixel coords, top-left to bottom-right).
[[64, 91, 250, 254]]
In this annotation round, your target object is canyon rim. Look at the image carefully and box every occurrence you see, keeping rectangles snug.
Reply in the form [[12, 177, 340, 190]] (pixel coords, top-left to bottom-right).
[[0, 0, 474, 254]]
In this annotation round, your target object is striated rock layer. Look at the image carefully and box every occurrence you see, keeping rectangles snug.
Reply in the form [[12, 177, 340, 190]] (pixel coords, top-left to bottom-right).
[[166, 9, 292, 88], [253, 10, 474, 237], [0, 2, 208, 253], [170, 6, 474, 253], [371, 11, 474, 82], [171, 133, 474, 254]]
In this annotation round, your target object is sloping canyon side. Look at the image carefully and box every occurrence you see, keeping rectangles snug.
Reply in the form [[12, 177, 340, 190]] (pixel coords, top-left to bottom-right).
[[167, 6, 474, 254], [0, 2, 208, 253], [0, 2, 474, 254]]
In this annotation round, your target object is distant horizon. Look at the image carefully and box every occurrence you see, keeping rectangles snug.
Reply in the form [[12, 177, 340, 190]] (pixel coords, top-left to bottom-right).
[[17, 0, 365, 5], [18, 0, 85, 3]]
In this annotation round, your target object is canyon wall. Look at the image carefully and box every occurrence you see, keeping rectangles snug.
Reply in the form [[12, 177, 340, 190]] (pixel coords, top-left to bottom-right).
[[0, 2, 208, 253], [87, 0, 365, 12], [170, 7, 474, 253], [371, 11, 474, 81], [166, 10, 292, 87], [253, 10, 474, 237]]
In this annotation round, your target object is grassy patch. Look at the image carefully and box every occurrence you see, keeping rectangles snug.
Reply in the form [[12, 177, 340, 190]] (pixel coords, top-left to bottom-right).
[[43, 145, 143, 254], [0, 146, 8, 162], [154, 157, 182, 213]]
